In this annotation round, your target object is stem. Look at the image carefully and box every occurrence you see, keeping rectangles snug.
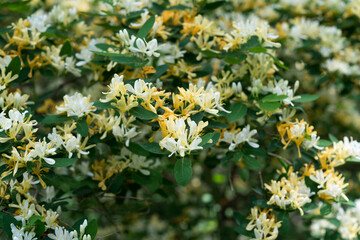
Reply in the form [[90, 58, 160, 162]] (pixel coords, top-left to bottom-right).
[[267, 152, 292, 165]]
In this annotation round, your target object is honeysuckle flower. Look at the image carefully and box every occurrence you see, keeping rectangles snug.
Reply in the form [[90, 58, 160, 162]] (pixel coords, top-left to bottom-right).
[[28, 11, 50, 33], [48, 227, 78, 240], [29, 138, 57, 165], [129, 38, 160, 57], [221, 124, 259, 150], [56, 92, 96, 117], [117, 29, 131, 46], [45, 209, 60, 229], [9, 194, 39, 226], [246, 207, 282, 240], [265, 167, 314, 215], [302, 133, 323, 150], [0, 55, 11, 68], [11, 224, 37, 240], [75, 49, 93, 67], [128, 155, 154, 175], [112, 125, 138, 146], [159, 117, 208, 157]]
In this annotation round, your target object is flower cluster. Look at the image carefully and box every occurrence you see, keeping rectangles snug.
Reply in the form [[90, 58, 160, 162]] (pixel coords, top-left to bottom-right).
[[0, 0, 359, 239]]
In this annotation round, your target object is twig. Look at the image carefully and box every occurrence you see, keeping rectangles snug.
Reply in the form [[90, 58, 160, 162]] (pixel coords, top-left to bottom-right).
[[258, 171, 264, 189], [228, 167, 234, 192], [267, 152, 292, 165]]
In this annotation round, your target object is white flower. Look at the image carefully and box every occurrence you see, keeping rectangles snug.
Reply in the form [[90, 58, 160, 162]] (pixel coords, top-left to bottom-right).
[[221, 125, 259, 150], [128, 155, 154, 175], [45, 186, 56, 202], [9, 195, 38, 226], [56, 92, 96, 117], [117, 29, 131, 46], [48, 128, 64, 148], [29, 139, 57, 165], [75, 49, 93, 67], [28, 11, 50, 33], [65, 57, 81, 77], [45, 209, 59, 229], [159, 137, 182, 157], [11, 224, 37, 240], [302, 133, 323, 150], [48, 227, 78, 240], [145, 39, 160, 57], [0, 55, 11, 68], [129, 38, 160, 57], [63, 134, 89, 159], [309, 170, 332, 188], [0, 111, 12, 131], [112, 125, 138, 146], [290, 122, 305, 138], [80, 219, 87, 238], [159, 118, 208, 157]]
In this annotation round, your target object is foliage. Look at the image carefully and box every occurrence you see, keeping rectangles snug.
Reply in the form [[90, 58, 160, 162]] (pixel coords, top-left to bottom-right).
[[0, 0, 359, 239]]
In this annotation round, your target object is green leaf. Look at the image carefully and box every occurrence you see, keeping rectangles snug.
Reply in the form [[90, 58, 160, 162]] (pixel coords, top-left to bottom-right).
[[201, 49, 219, 57], [328, 133, 338, 143], [262, 94, 288, 102], [95, 43, 117, 51], [129, 106, 158, 120], [347, 157, 360, 162], [93, 100, 117, 109], [264, 52, 288, 70], [167, 4, 191, 10], [320, 202, 332, 216], [27, 215, 44, 226], [243, 155, 263, 170], [8, 67, 30, 86], [136, 15, 155, 38], [318, 139, 332, 147], [3, 213, 20, 238], [302, 202, 318, 212], [6, 56, 21, 75], [131, 169, 162, 192], [73, 218, 87, 233], [126, 142, 150, 157], [293, 94, 320, 103], [225, 102, 247, 122], [328, 218, 341, 227], [0, 141, 12, 153], [248, 46, 267, 53], [0, 27, 12, 35], [43, 158, 77, 168], [139, 142, 168, 155], [92, 51, 126, 57], [259, 101, 281, 111], [41, 114, 75, 124], [34, 219, 45, 237], [239, 168, 249, 181], [277, 211, 289, 235], [77, 118, 89, 137], [174, 158, 192, 186], [200, 132, 215, 146], [201, 132, 220, 149], [224, 55, 246, 64], [206, 119, 228, 129], [233, 212, 254, 237], [60, 41, 72, 57], [2, 168, 26, 181], [202, 0, 226, 10], [109, 56, 146, 67], [150, 64, 169, 79], [85, 219, 98, 239], [191, 111, 205, 123]]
